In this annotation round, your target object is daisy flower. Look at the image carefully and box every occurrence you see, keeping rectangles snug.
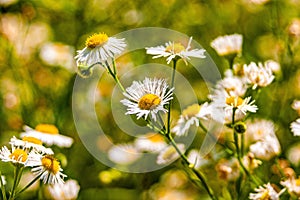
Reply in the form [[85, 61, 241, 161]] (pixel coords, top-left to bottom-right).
[[20, 124, 73, 148], [286, 143, 300, 167], [9, 136, 53, 155], [75, 32, 126, 66], [249, 135, 281, 161], [242, 152, 262, 172], [210, 34, 243, 56], [245, 119, 276, 143], [145, 37, 206, 65], [281, 176, 300, 197], [108, 144, 141, 165], [249, 183, 284, 200], [0, 145, 29, 165], [209, 89, 257, 124], [120, 78, 173, 121], [172, 102, 211, 136], [156, 144, 185, 165], [243, 62, 275, 89], [215, 72, 247, 97], [134, 132, 167, 152], [291, 119, 300, 136], [45, 179, 80, 200], [26, 153, 66, 185]]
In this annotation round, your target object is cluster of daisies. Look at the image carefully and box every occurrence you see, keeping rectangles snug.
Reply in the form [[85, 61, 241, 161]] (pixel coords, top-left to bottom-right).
[[0, 124, 80, 199], [73, 31, 300, 199]]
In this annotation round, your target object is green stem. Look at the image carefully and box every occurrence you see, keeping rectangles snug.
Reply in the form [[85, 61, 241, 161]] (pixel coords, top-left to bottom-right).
[[167, 59, 177, 134], [9, 165, 23, 200], [104, 61, 126, 93], [0, 171, 7, 200], [165, 133, 217, 200], [15, 174, 41, 197]]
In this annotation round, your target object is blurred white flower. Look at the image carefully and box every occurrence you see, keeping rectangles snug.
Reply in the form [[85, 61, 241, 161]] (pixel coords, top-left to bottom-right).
[[210, 34, 243, 56], [108, 144, 141, 165], [215, 74, 247, 97], [281, 176, 300, 197], [292, 100, 300, 115], [26, 153, 66, 185], [216, 158, 240, 181], [20, 124, 73, 148], [75, 32, 126, 66], [286, 143, 300, 167], [264, 60, 281, 74], [146, 37, 206, 64], [39, 42, 75, 71], [243, 62, 275, 89], [290, 119, 300, 136], [172, 102, 210, 136], [134, 133, 167, 153], [187, 149, 213, 169], [157, 144, 185, 165], [0, 175, 6, 186], [242, 152, 262, 171], [246, 119, 276, 143], [45, 179, 80, 200], [249, 183, 284, 200], [121, 78, 173, 121], [249, 135, 281, 160]]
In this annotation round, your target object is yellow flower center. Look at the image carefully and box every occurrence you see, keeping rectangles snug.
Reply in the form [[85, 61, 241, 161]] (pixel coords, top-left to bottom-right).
[[22, 136, 43, 145], [259, 190, 270, 200], [41, 155, 60, 174], [146, 133, 164, 143], [295, 178, 300, 186], [225, 96, 244, 107], [85, 33, 109, 49], [165, 43, 185, 54], [9, 149, 28, 162], [182, 104, 201, 118], [35, 124, 59, 135], [138, 94, 161, 110]]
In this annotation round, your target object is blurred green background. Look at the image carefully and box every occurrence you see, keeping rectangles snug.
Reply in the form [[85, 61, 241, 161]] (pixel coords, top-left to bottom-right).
[[0, 0, 300, 199]]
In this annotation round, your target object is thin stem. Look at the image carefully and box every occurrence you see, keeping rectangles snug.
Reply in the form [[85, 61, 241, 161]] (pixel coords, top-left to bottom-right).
[[104, 60, 126, 93], [165, 134, 217, 200], [15, 174, 41, 197], [0, 171, 7, 200], [167, 59, 177, 134], [9, 165, 23, 200]]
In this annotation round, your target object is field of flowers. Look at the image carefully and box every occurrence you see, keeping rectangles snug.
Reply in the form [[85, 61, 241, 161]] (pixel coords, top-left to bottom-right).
[[1, 0, 300, 199]]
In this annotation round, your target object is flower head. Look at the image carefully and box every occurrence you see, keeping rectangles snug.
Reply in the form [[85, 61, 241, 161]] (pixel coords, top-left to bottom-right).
[[249, 135, 281, 160], [121, 78, 173, 121], [146, 37, 206, 65], [249, 183, 284, 200], [134, 133, 167, 153], [9, 136, 53, 155], [20, 124, 73, 148], [172, 102, 211, 136], [216, 158, 240, 181], [156, 144, 185, 165], [281, 176, 300, 197], [108, 144, 141, 165], [291, 119, 300, 136], [45, 179, 80, 200], [243, 62, 275, 89], [26, 153, 66, 185], [75, 32, 126, 66], [0, 145, 28, 165], [210, 34, 243, 56]]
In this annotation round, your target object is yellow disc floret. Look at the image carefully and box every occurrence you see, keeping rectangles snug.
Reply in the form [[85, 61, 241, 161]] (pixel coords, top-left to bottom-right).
[[22, 136, 43, 145], [226, 96, 244, 107], [147, 133, 164, 143], [85, 33, 109, 49], [41, 155, 60, 174], [35, 124, 59, 135], [182, 104, 201, 118], [9, 149, 28, 162], [165, 43, 185, 54], [138, 94, 161, 110]]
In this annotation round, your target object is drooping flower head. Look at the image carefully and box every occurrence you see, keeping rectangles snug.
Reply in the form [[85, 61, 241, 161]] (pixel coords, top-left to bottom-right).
[[210, 34, 243, 56], [172, 102, 211, 136], [75, 32, 126, 67], [26, 153, 66, 185], [146, 37, 206, 65], [121, 78, 173, 121], [20, 124, 73, 148]]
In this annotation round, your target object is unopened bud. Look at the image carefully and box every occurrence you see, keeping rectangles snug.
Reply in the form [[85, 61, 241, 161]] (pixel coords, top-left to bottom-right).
[[234, 122, 247, 134]]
